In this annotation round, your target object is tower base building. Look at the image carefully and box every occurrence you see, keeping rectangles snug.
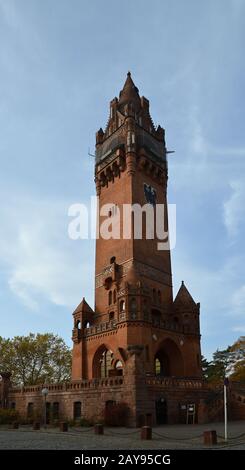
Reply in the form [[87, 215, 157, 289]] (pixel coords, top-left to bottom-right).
[[3, 74, 242, 426]]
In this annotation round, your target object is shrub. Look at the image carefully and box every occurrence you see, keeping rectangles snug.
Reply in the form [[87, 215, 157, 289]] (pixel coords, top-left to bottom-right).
[[79, 417, 93, 427], [104, 402, 129, 426], [0, 409, 19, 424]]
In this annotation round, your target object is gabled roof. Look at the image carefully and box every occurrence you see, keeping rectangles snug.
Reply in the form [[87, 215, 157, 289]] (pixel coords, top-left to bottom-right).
[[174, 281, 196, 306]]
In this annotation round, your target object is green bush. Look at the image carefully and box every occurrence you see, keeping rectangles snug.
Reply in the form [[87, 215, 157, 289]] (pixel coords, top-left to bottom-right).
[[79, 417, 93, 427], [104, 402, 129, 426], [0, 409, 19, 424]]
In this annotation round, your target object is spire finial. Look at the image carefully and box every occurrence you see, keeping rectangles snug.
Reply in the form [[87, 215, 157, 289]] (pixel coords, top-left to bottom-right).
[[118, 71, 140, 110]]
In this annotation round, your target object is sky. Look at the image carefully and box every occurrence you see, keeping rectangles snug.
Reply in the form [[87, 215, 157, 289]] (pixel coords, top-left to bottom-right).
[[0, 0, 244, 359]]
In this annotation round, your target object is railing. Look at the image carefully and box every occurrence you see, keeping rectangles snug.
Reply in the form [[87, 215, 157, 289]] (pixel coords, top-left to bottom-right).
[[146, 376, 204, 389], [10, 377, 124, 395], [84, 320, 117, 337], [83, 317, 198, 337]]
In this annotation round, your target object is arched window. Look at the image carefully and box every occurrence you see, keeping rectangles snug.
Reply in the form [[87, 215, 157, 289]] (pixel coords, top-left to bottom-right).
[[114, 360, 123, 376], [100, 350, 114, 378], [109, 290, 112, 305], [119, 300, 125, 312], [113, 289, 117, 304], [130, 298, 137, 319], [85, 321, 91, 328], [104, 276, 112, 290], [109, 311, 114, 321], [76, 320, 81, 329], [155, 358, 161, 375], [115, 360, 123, 369], [154, 339, 184, 377]]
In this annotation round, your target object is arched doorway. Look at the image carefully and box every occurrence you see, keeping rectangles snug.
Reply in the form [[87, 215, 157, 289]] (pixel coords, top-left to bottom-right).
[[154, 339, 184, 377], [155, 397, 167, 424]]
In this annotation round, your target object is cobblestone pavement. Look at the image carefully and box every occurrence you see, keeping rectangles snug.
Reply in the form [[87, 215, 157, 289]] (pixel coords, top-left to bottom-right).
[[0, 422, 244, 450]]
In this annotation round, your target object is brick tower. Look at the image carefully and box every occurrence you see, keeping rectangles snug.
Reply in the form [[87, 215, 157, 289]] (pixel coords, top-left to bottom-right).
[[72, 73, 202, 385]]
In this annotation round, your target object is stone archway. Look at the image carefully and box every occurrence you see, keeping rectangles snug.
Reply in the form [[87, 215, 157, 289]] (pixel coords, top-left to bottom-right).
[[92, 345, 114, 378], [92, 345, 124, 378], [154, 338, 184, 377]]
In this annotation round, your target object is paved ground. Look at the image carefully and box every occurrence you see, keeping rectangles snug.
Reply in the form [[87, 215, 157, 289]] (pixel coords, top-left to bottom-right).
[[0, 421, 244, 450]]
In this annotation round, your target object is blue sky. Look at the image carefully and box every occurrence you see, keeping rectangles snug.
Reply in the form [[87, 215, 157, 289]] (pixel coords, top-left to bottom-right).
[[0, 0, 244, 359]]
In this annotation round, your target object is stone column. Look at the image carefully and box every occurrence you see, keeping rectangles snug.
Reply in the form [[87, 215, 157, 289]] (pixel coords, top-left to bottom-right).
[[123, 346, 154, 427]]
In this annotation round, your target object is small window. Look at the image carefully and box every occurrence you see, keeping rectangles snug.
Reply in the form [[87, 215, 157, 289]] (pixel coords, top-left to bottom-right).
[[120, 300, 125, 312], [74, 401, 82, 420], [85, 321, 91, 328], [109, 290, 112, 305], [113, 289, 116, 303], [130, 298, 137, 319], [109, 311, 114, 321], [110, 256, 116, 264], [76, 320, 81, 329], [115, 360, 123, 369], [27, 402, 34, 418], [104, 276, 112, 290], [155, 358, 161, 375]]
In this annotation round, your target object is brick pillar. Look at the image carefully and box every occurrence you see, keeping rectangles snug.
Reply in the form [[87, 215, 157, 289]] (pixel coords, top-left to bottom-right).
[[0, 372, 11, 409], [124, 345, 154, 427]]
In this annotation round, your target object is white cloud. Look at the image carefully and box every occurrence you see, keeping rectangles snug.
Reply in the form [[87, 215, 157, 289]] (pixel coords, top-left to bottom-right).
[[0, 195, 94, 312], [223, 180, 245, 238], [173, 252, 245, 323]]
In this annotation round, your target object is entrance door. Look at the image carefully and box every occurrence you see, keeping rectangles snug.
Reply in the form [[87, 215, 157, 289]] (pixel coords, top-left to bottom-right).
[[155, 398, 167, 424]]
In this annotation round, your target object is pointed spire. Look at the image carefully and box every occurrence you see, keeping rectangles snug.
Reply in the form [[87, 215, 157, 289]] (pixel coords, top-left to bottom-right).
[[118, 71, 141, 110], [174, 281, 196, 306], [73, 297, 94, 315]]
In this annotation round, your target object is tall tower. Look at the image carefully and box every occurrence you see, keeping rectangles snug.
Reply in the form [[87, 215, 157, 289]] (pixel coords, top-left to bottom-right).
[[72, 73, 202, 382]]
